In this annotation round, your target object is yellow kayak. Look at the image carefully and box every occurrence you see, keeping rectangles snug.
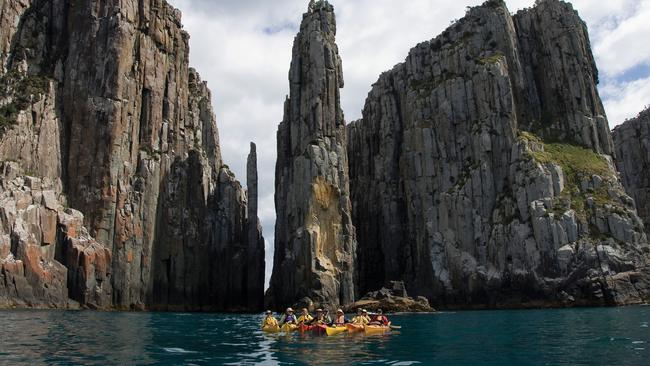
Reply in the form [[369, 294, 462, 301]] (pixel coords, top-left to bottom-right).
[[364, 325, 390, 335], [346, 323, 365, 333], [325, 326, 347, 336], [262, 325, 280, 333], [280, 323, 298, 332]]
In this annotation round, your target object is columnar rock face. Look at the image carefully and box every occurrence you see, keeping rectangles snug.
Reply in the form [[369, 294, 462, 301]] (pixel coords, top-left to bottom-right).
[[267, 1, 356, 309], [348, 0, 650, 308], [614, 107, 650, 235], [0, 0, 264, 311], [246, 142, 265, 311]]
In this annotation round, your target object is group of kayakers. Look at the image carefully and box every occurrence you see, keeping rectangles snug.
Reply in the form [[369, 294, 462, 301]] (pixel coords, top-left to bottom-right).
[[262, 307, 391, 329]]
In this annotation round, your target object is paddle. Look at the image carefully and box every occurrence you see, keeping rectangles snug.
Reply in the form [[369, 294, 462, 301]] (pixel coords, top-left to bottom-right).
[[389, 325, 402, 329]]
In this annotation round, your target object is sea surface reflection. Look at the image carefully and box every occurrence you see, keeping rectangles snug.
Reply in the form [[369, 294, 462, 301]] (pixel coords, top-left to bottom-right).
[[1, 306, 650, 365]]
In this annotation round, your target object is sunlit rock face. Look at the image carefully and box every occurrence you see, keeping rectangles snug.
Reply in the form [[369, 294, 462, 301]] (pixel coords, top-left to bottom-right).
[[614, 107, 650, 236], [0, 0, 264, 311], [267, 1, 357, 309], [347, 0, 650, 309]]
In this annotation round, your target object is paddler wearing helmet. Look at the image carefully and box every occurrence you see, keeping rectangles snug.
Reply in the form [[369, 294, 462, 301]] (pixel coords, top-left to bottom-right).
[[261, 310, 279, 328], [280, 307, 297, 325], [333, 309, 347, 326], [352, 308, 369, 325]]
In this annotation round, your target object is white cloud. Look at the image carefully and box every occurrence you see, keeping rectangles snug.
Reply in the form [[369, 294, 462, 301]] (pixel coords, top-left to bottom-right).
[[593, 1, 650, 77], [601, 76, 650, 126], [168, 0, 648, 286]]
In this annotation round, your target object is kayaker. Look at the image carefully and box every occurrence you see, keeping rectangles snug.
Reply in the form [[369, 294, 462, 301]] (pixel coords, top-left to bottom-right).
[[322, 309, 333, 325], [362, 309, 372, 324], [280, 307, 297, 324], [314, 308, 331, 325], [334, 309, 346, 325], [352, 309, 369, 325], [261, 310, 279, 328], [297, 308, 313, 324], [369, 309, 390, 326]]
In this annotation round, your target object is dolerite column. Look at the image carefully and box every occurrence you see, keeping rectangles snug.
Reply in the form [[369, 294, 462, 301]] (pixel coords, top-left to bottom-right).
[[246, 142, 265, 311], [267, 0, 356, 309]]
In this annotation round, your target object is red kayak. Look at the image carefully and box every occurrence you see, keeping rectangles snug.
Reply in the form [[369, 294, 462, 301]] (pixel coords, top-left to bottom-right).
[[312, 324, 327, 335], [299, 324, 314, 333]]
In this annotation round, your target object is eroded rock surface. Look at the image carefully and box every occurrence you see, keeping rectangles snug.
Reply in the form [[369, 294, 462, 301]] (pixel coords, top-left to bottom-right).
[[0, 0, 264, 311], [614, 107, 650, 235], [267, 0, 356, 309], [347, 0, 650, 308]]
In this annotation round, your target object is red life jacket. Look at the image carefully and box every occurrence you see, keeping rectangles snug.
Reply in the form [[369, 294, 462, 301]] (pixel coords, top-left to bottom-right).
[[374, 315, 389, 325]]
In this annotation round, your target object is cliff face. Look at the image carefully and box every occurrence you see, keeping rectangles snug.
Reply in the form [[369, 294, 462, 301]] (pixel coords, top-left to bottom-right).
[[0, 0, 264, 311], [348, 0, 650, 308], [267, 1, 356, 309], [613, 107, 650, 235]]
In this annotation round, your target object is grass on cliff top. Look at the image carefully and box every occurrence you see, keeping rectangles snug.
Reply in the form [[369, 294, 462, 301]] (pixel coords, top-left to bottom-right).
[[519, 131, 612, 179], [519, 130, 622, 222]]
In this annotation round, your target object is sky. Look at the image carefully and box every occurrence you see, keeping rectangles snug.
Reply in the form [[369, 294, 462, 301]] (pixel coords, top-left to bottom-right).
[[166, 0, 650, 286]]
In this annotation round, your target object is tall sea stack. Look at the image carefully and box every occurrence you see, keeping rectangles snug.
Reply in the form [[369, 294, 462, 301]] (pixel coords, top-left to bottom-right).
[[347, 0, 650, 308], [267, 0, 356, 309], [0, 0, 264, 311]]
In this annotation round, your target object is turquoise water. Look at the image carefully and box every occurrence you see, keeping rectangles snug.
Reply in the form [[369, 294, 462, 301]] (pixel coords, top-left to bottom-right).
[[1, 307, 649, 365]]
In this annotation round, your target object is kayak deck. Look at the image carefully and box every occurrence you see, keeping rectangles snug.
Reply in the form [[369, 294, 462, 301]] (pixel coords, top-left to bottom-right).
[[325, 326, 347, 336], [281, 323, 298, 332], [364, 325, 390, 334], [346, 323, 365, 333], [262, 325, 280, 333]]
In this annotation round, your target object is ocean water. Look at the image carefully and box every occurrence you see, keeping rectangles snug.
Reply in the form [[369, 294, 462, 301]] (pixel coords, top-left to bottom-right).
[[1, 306, 649, 365]]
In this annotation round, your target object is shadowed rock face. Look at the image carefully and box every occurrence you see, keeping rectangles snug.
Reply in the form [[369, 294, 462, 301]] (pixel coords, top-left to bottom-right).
[[0, 0, 264, 311], [347, 0, 650, 308], [267, 1, 356, 309], [614, 107, 650, 235]]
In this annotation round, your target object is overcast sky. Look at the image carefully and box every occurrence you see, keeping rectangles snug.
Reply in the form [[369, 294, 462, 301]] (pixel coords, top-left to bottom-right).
[[167, 0, 650, 286]]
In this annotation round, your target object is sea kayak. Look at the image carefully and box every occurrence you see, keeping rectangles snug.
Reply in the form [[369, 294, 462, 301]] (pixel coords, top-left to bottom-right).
[[325, 326, 347, 336], [281, 323, 298, 332], [299, 324, 314, 333], [312, 324, 327, 335], [364, 325, 390, 335], [346, 323, 365, 333], [262, 325, 280, 333]]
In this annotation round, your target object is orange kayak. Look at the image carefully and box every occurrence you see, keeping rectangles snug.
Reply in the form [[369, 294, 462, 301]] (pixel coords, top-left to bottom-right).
[[312, 324, 327, 335], [346, 323, 365, 333]]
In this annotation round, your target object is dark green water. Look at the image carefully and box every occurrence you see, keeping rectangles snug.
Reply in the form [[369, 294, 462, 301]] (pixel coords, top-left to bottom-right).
[[1, 306, 649, 365]]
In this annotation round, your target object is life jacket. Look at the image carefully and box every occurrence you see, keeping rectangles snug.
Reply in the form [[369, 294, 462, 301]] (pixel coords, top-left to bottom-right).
[[334, 315, 345, 325], [374, 315, 389, 325], [263, 316, 278, 327], [352, 315, 368, 325], [298, 314, 313, 323], [283, 314, 297, 324]]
